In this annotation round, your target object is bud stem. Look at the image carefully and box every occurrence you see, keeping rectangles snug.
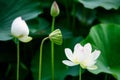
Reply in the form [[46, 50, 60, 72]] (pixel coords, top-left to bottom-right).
[[51, 17, 55, 32], [51, 17, 55, 80], [51, 41, 54, 80], [38, 37, 49, 80]]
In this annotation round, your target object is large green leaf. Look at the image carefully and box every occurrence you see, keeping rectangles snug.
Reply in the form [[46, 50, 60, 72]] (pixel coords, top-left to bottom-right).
[[78, 0, 120, 10], [31, 37, 83, 80], [81, 24, 120, 80], [0, 0, 42, 41], [27, 17, 50, 38]]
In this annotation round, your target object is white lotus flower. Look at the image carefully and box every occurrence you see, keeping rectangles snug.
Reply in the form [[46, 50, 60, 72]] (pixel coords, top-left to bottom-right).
[[11, 17, 32, 43], [62, 43, 101, 70]]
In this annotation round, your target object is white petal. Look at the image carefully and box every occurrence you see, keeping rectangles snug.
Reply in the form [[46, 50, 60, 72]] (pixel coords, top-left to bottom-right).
[[84, 43, 92, 54], [19, 36, 32, 43], [92, 50, 101, 60], [73, 43, 85, 61], [86, 60, 96, 67], [65, 48, 74, 61], [11, 17, 29, 37], [87, 65, 97, 70], [74, 43, 83, 53], [62, 60, 78, 66], [76, 53, 87, 62], [79, 53, 94, 67]]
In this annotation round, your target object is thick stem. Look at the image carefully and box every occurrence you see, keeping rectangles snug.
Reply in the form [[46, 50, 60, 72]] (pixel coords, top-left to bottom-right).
[[38, 37, 49, 80], [17, 40, 20, 80], [51, 17, 55, 80]]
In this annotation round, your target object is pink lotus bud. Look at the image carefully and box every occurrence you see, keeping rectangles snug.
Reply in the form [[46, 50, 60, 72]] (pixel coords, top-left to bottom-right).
[[50, 1, 60, 17]]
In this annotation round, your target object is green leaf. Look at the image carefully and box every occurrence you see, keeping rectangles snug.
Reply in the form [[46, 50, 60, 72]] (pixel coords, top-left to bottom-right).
[[78, 0, 120, 10], [31, 37, 83, 80], [27, 17, 50, 38], [81, 24, 120, 80], [0, 0, 42, 41]]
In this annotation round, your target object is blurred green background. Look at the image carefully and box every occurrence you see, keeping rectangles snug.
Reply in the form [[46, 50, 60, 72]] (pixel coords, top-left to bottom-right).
[[1, 0, 120, 80]]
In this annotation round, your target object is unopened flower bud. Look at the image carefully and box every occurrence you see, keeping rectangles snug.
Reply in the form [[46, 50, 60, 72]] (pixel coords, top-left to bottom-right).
[[50, 1, 60, 17], [49, 29, 62, 45], [11, 16, 32, 43]]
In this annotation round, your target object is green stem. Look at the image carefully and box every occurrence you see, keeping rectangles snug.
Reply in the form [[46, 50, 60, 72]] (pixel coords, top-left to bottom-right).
[[79, 68, 81, 80], [38, 37, 49, 80], [51, 17, 55, 32], [5, 64, 11, 77], [51, 42, 54, 80], [51, 17, 55, 80], [17, 40, 20, 80]]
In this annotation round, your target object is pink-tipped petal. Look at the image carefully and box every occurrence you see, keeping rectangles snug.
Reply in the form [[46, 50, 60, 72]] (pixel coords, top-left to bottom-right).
[[74, 43, 84, 60], [84, 43, 92, 54], [74, 43, 83, 53], [92, 50, 101, 60]]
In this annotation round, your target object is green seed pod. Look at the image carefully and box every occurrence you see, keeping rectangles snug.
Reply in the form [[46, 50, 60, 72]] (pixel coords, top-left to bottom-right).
[[49, 29, 62, 45], [50, 1, 60, 17]]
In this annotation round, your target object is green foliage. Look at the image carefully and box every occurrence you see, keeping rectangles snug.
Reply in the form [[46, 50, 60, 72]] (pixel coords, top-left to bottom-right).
[[98, 13, 120, 25], [0, 0, 120, 80], [31, 37, 83, 80], [0, 0, 42, 41], [27, 17, 50, 38], [81, 24, 120, 80], [78, 0, 120, 10]]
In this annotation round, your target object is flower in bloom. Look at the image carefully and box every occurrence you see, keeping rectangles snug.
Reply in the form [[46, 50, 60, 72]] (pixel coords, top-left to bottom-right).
[[11, 16, 32, 43], [62, 43, 101, 70]]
